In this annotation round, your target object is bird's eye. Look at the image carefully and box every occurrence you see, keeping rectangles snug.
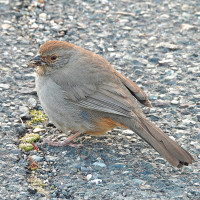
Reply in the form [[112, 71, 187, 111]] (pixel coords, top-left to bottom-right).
[[51, 55, 57, 60]]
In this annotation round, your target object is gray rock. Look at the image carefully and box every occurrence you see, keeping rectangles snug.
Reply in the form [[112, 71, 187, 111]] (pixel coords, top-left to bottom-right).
[[31, 155, 43, 162], [93, 161, 106, 168], [27, 97, 37, 108], [19, 106, 29, 114], [45, 156, 58, 162], [132, 179, 145, 185], [0, 83, 10, 89]]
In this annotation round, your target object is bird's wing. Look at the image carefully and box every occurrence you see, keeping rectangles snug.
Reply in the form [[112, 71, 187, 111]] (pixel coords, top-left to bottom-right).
[[115, 71, 152, 107], [51, 55, 148, 117], [52, 73, 133, 117], [73, 82, 134, 117]]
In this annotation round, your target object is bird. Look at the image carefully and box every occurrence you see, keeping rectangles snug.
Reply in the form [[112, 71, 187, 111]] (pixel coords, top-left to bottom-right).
[[29, 40, 194, 168]]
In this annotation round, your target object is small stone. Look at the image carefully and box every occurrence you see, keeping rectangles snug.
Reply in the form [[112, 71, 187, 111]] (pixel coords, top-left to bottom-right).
[[154, 100, 169, 108], [110, 163, 125, 169], [27, 186, 37, 194], [148, 57, 160, 64], [31, 155, 43, 162], [24, 73, 35, 80], [197, 114, 200, 122], [180, 24, 197, 31], [20, 114, 31, 121], [31, 23, 38, 29], [122, 26, 132, 30], [156, 42, 180, 50], [27, 97, 37, 108], [39, 13, 47, 21], [0, 83, 10, 89], [182, 119, 195, 125], [132, 179, 145, 185], [149, 95, 158, 100], [179, 104, 189, 108], [86, 174, 92, 181], [19, 106, 29, 114], [93, 161, 106, 168], [122, 129, 134, 135], [45, 156, 58, 162], [171, 100, 179, 105], [180, 109, 190, 115], [33, 127, 46, 133], [77, 22, 86, 29], [158, 59, 174, 66], [68, 16, 73, 20], [15, 124, 26, 135], [159, 14, 169, 20], [90, 179, 102, 184], [140, 184, 151, 190], [181, 4, 190, 11], [1, 24, 12, 30], [149, 115, 159, 121]]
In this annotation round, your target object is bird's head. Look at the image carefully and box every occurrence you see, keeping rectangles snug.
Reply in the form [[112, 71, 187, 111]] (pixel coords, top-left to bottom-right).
[[29, 40, 76, 75]]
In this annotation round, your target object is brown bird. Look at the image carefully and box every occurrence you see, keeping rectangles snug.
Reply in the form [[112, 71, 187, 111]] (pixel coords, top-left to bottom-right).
[[29, 40, 194, 168]]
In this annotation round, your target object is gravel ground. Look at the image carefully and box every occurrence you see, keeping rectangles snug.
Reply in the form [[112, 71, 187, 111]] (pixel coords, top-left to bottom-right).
[[0, 0, 200, 199]]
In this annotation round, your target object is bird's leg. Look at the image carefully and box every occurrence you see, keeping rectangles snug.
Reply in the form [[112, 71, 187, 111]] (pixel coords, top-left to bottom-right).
[[44, 131, 83, 147]]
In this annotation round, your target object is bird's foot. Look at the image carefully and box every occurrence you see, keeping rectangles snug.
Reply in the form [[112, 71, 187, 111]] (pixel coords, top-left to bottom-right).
[[43, 131, 83, 148]]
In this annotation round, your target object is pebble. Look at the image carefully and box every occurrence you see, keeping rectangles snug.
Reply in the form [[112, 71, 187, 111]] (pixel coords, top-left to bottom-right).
[[180, 24, 197, 31], [39, 13, 47, 21], [149, 115, 160, 121], [1, 24, 12, 30], [31, 155, 43, 162], [122, 129, 134, 135], [19, 106, 29, 114], [93, 161, 106, 168], [45, 156, 58, 162], [179, 104, 189, 108], [27, 186, 37, 194], [0, 83, 10, 89], [132, 179, 145, 185], [110, 163, 125, 169], [156, 42, 180, 50], [33, 127, 46, 133], [154, 100, 169, 107], [31, 23, 38, 29], [158, 59, 174, 66], [171, 100, 179, 105], [197, 115, 200, 122], [86, 174, 92, 181], [182, 119, 195, 126], [18, 88, 36, 95], [27, 97, 37, 108], [90, 179, 103, 185], [149, 95, 158, 100]]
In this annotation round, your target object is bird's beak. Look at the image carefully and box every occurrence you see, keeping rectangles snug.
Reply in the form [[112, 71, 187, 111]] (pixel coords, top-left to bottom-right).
[[29, 55, 46, 66]]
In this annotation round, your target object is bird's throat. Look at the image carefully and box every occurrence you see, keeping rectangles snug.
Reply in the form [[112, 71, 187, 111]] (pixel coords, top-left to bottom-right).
[[36, 66, 46, 76]]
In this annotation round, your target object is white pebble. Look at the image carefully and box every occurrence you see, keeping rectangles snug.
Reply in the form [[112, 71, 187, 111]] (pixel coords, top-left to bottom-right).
[[39, 13, 47, 21], [86, 174, 92, 181], [90, 179, 102, 184]]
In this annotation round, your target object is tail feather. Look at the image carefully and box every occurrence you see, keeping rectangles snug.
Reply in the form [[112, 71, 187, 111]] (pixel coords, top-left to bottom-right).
[[122, 116, 194, 167]]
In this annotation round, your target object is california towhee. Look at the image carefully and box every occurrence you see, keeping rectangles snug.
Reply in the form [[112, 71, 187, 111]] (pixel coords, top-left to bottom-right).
[[29, 40, 194, 168]]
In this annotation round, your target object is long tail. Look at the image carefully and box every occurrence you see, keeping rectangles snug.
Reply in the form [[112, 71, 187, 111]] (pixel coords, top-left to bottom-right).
[[121, 116, 194, 167]]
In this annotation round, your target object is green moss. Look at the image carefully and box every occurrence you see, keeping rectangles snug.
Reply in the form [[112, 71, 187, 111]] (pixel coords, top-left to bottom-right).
[[20, 133, 40, 143], [19, 143, 34, 151], [26, 110, 48, 127], [19, 133, 40, 151], [28, 172, 49, 198]]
